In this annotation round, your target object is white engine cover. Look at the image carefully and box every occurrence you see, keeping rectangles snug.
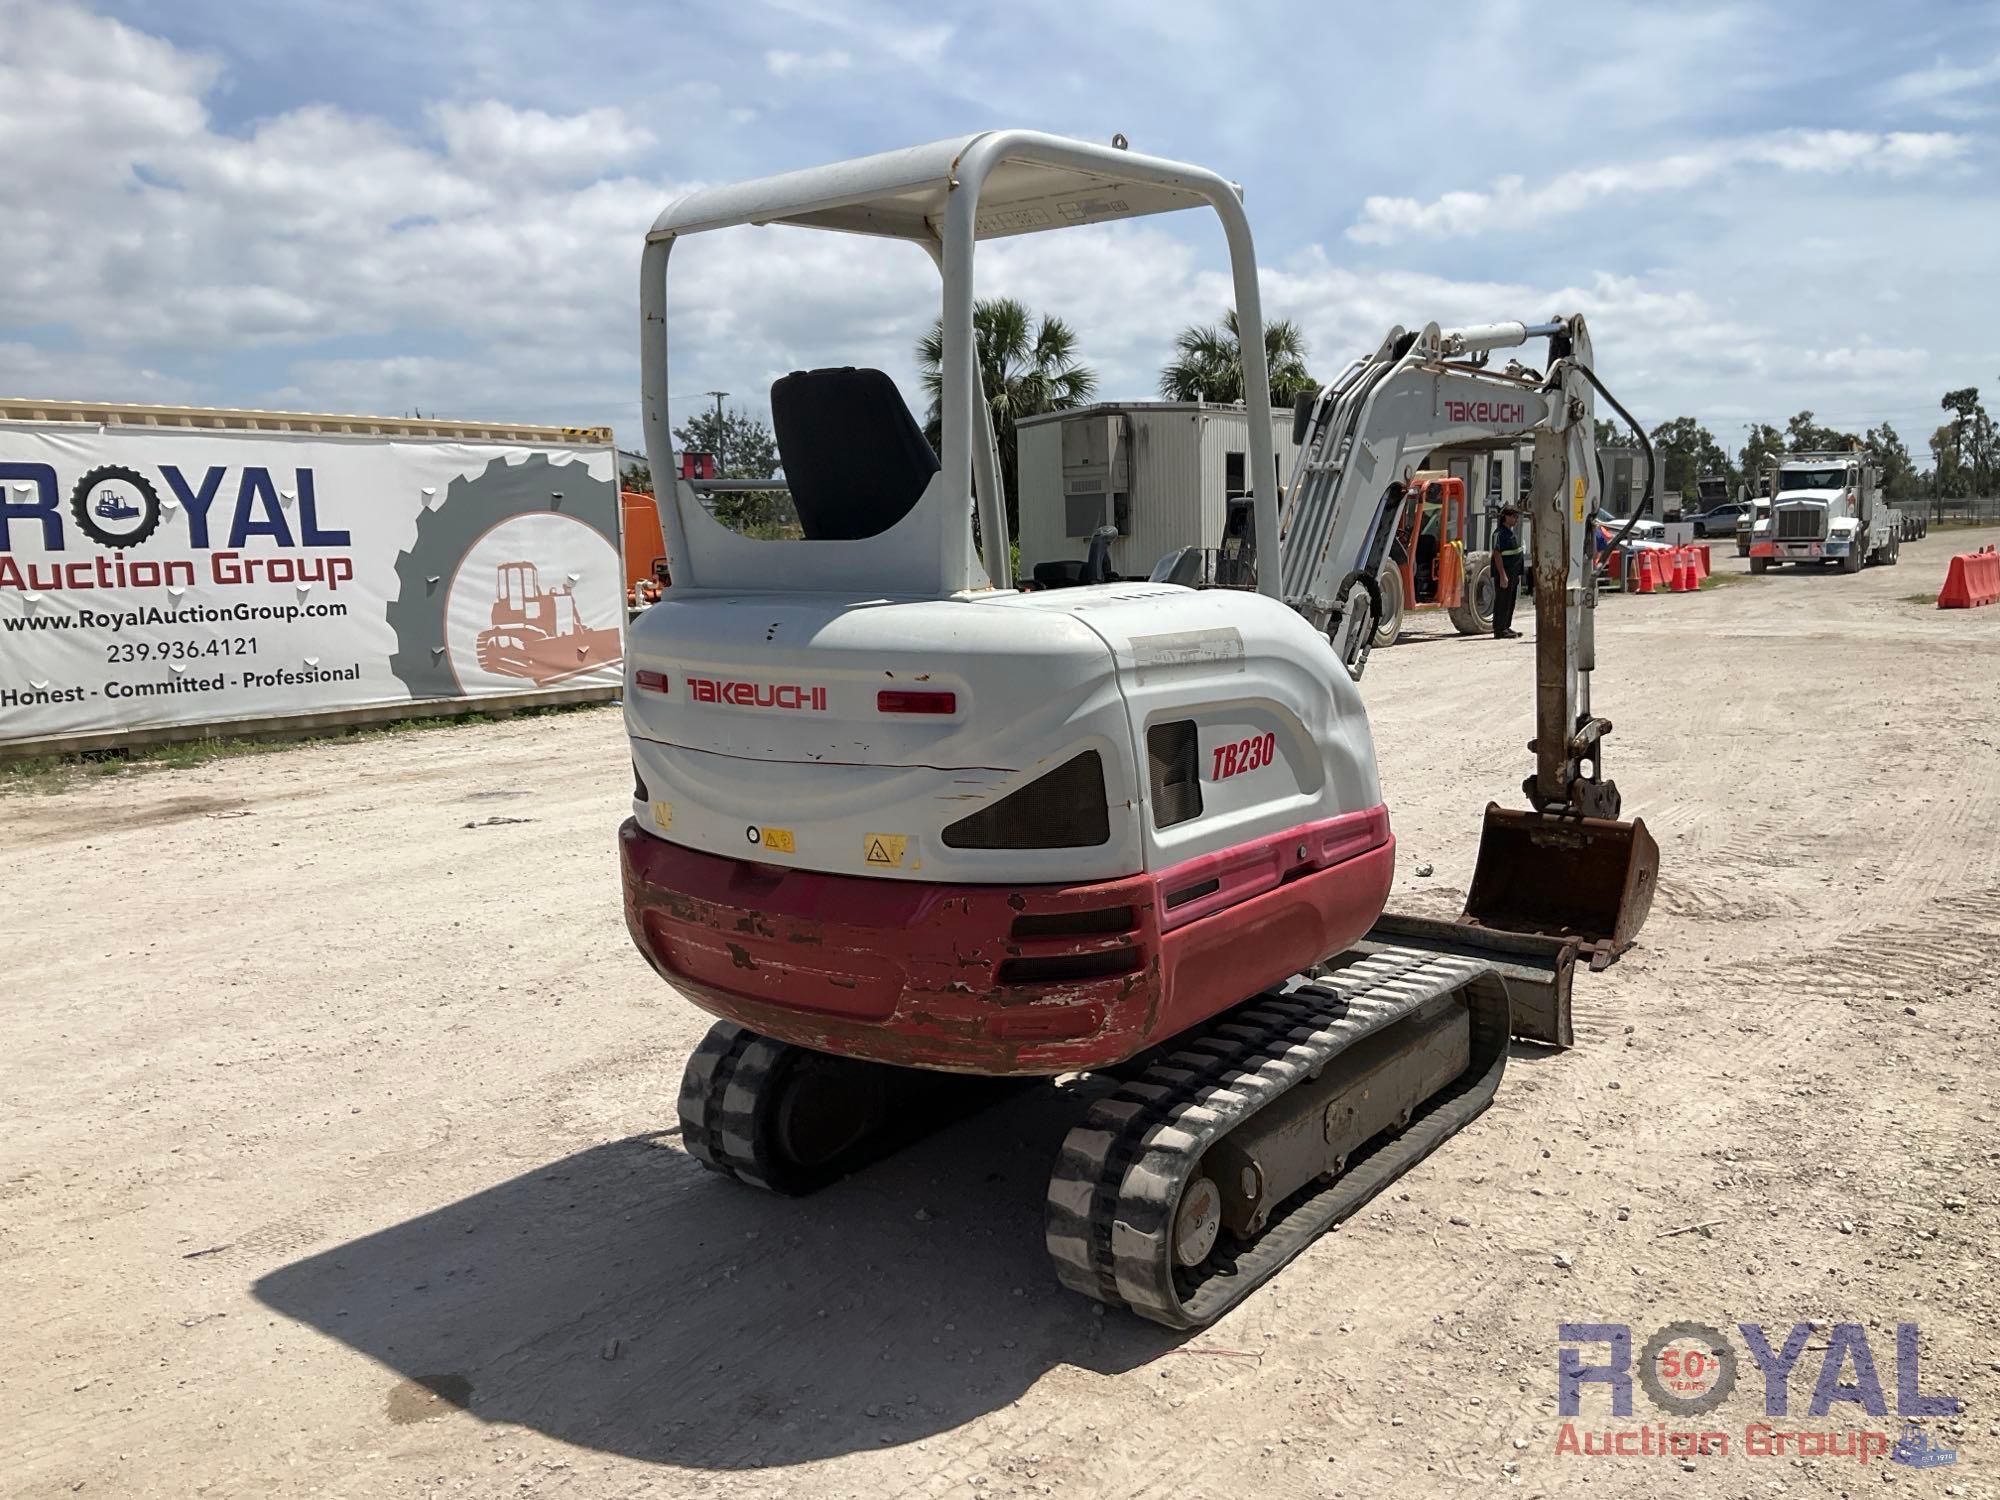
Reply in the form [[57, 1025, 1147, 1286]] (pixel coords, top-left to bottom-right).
[[624, 581, 1382, 885]]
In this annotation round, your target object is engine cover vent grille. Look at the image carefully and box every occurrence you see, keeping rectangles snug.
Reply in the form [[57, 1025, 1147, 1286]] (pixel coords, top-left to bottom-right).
[[942, 750, 1111, 850]]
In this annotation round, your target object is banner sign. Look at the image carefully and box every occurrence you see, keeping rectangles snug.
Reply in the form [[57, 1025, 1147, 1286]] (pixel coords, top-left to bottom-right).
[[0, 424, 624, 745]]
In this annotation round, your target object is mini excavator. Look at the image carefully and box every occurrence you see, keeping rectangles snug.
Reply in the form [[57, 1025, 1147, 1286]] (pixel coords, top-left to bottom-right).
[[619, 132, 1659, 1327]]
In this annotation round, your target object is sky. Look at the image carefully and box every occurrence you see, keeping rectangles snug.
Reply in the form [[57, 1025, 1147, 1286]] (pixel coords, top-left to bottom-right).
[[2, 0, 1995, 468]]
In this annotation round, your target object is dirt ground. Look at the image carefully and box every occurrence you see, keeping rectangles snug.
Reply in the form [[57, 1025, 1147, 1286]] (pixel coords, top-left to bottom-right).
[[6, 531, 1998, 1499]]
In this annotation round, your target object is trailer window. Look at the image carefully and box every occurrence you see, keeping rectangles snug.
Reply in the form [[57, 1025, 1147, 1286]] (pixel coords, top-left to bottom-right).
[[1065, 491, 1108, 538]]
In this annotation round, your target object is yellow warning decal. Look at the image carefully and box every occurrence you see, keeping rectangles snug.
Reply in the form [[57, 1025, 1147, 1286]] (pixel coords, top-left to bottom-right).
[[651, 800, 673, 830], [759, 826, 796, 853], [863, 833, 910, 868], [1572, 476, 1587, 523]]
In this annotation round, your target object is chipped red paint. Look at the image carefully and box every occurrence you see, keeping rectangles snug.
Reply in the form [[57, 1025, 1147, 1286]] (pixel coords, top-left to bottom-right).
[[618, 806, 1394, 1075]]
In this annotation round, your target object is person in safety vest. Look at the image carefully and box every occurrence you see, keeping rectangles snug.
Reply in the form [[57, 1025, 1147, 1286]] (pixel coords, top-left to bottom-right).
[[1490, 503, 1525, 639]]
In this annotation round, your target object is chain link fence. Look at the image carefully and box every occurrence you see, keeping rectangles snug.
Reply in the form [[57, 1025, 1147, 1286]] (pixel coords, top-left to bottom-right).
[[1927, 495, 2000, 526]]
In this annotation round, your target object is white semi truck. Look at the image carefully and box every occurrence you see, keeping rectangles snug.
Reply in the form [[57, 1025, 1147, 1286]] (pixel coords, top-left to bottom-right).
[[1747, 450, 1900, 575]]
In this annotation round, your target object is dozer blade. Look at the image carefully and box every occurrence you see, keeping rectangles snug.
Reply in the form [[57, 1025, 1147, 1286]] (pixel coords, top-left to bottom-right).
[[1462, 802, 1659, 963]]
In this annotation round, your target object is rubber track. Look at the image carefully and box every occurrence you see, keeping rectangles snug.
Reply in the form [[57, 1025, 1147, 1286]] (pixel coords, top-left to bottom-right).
[[675, 1018, 1023, 1197], [1044, 949, 1510, 1328], [677, 1020, 786, 1191]]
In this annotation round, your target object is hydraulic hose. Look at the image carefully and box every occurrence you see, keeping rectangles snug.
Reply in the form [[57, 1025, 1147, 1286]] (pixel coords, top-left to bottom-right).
[[1573, 362, 1657, 559], [1327, 565, 1385, 681]]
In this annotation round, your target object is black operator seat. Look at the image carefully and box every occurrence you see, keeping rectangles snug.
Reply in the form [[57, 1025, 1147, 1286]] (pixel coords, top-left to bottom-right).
[[769, 367, 941, 541]]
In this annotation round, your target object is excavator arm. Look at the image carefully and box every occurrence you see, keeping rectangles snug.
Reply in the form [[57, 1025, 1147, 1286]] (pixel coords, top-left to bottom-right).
[[1277, 321, 1580, 661], [1267, 314, 1659, 960]]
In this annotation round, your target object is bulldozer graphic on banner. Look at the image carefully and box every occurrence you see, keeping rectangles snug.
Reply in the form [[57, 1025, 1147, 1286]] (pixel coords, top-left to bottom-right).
[[474, 560, 622, 685], [384, 452, 623, 701]]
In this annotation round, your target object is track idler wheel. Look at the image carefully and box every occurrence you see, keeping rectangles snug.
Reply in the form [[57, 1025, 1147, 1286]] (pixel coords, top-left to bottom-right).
[[1045, 952, 1510, 1328], [677, 1021, 1013, 1195]]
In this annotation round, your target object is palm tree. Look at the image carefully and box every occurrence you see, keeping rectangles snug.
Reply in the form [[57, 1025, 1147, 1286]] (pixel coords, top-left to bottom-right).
[[918, 296, 1098, 537], [1159, 309, 1316, 405]]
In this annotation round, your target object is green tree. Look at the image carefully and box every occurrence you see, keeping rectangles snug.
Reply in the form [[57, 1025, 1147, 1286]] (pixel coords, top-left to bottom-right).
[[675, 404, 780, 479], [1647, 416, 1728, 502], [918, 296, 1097, 538], [1867, 423, 1918, 502], [1159, 309, 1317, 406], [621, 461, 652, 494], [1739, 423, 1785, 488], [1785, 409, 1855, 454], [673, 404, 794, 536], [1941, 387, 1979, 484], [1974, 409, 1997, 498], [1930, 422, 1964, 500]]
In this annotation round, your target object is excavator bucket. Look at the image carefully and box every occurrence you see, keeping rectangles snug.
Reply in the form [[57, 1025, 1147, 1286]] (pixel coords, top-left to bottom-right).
[[1462, 803, 1659, 963]]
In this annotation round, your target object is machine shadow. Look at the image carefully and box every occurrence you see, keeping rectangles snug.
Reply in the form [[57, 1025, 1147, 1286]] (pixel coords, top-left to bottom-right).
[[253, 1082, 1182, 1470], [1724, 563, 1860, 582], [1505, 1038, 1570, 1066], [1379, 625, 1487, 649]]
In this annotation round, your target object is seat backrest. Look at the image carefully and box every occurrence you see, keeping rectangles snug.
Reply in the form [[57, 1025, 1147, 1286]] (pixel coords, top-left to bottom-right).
[[1148, 545, 1206, 588], [769, 367, 941, 541], [1080, 524, 1119, 585], [1032, 558, 1086, 588]]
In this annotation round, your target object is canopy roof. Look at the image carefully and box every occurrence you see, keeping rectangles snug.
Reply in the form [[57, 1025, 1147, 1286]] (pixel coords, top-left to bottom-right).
[[648, 130, 1238, 243]]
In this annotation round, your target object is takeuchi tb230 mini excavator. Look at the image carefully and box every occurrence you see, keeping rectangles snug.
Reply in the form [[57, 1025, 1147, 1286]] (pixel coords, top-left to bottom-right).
[[619, 131, 1661, 1328]]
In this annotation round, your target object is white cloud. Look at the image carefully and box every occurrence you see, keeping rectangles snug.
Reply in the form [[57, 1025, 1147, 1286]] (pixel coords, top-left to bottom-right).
[[1004, 240, 1939, 454], [1880, 49, 2000, 115], [0, 0, 215, 184], [0, 342, 196, 405], [765, 48, 853, 77], [267, 350, 623, 427], [0, 1, 1985, 462], [1348, 129, 1972, 245], [1793, 346, 1929, 382], [1251, 252, 1767, 420], [0, 0, 945, 432], [973, 225, 1221, 400], [431, 100, 655, 182], [879, 23, 952, 67], [0, 0, 683, 419], [762, 2, 952, 67]]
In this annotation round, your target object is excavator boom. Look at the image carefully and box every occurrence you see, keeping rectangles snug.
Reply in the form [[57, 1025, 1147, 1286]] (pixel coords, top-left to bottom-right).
[[1270, 316, 1659, 958]]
